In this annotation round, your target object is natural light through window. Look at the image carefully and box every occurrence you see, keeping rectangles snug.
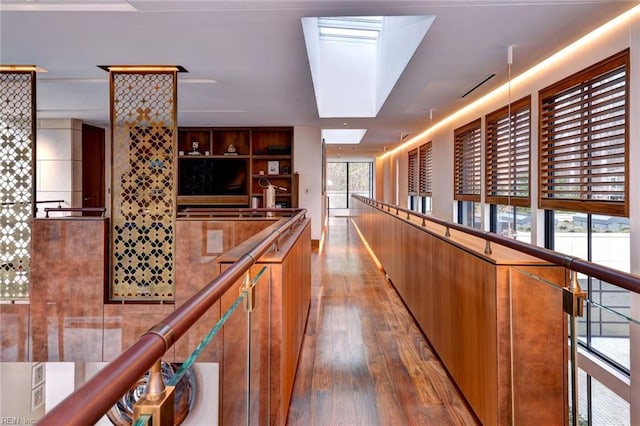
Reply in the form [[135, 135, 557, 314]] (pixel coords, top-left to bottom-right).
[[322, 129, 367, 144], [318, 17, 382, 42], [302, 15, 435, 118]]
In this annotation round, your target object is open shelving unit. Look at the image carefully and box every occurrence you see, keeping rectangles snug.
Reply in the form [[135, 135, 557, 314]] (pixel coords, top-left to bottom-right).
[[176, 127, 296, 209]]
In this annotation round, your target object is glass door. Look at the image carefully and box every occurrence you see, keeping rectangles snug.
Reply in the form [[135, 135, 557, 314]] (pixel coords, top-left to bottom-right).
[[327, 162, 372, 216]]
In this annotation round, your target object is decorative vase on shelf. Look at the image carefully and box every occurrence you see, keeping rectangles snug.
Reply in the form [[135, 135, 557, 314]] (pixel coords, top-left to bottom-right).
[[224, 144, 238, 156], [187, 140, 201, 156]]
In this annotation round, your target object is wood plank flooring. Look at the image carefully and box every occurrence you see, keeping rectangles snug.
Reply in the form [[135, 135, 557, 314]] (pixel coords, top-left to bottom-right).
[[287, 217, 479, 425]]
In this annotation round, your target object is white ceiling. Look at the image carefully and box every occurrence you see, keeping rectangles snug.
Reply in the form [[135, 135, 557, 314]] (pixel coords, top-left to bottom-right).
[[0, 0, 637, 156]]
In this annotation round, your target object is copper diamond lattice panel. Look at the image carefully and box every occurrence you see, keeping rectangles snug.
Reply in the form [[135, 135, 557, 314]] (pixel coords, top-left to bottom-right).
[[111, 72, 176, 301], [0, 71, 35, 300]]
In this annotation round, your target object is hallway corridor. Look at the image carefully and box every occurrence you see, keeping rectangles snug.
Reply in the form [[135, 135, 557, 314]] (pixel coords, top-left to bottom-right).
[[287, 217, 478, 425]]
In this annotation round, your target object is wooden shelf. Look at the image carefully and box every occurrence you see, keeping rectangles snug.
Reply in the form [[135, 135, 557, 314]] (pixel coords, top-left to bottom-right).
[[177, 126, 296, 209], [177, 195, 249, 205], [252, 174, 292, 179], [179, 154, 250, 159], [252, 155, 291, 160], [251, 193, 291, 197]]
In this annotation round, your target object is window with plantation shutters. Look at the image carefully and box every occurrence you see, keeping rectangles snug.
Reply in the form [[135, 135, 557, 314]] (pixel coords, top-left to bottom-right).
[[454, 119, 482, 202], [408, 148, 418, 195], [419, 141, 433, 197], [485, 96, 531, 207], [539, 49, 628, 216]]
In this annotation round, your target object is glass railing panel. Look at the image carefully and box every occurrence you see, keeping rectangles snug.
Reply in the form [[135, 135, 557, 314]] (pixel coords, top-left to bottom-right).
[[511, 266, 638, 426], [508, 267, 567, 424], [217, 265, 268, 426], [132, 414, 151, 425], [219, 276, 249, 425], [248, 265, 270, 425], [582, 281, 631, 371], [327, 192, 348, 209]]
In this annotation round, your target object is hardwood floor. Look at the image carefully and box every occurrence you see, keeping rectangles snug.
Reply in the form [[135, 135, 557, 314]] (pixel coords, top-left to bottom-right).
[[287, 217, 479, 425]]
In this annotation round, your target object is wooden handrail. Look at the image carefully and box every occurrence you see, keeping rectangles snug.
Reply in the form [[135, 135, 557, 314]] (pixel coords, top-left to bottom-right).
[[178, 207, 301, 218], [2, 200, 65, 206], [38, 209, 307, 425], [44, 207, 106, 218], [36, 199, 65, 205], [353, 195, 640, 295]]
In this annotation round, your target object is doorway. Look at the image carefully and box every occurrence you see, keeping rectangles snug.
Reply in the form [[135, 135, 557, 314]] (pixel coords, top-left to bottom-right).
[[81, 124, 105, 216], [326, 161, 372, 216]]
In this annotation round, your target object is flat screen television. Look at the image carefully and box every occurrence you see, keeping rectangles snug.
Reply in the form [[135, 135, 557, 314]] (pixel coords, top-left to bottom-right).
[[178, 158, 248, 196]]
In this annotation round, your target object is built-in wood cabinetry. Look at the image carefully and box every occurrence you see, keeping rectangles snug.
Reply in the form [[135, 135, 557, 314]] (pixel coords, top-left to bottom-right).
[[177, 127, 296, 209], [351, 198, 568, 425]]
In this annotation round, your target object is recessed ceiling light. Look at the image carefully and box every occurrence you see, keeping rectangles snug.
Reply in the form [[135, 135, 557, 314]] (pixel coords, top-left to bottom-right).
[[38, 78, 105, 83], [318, 16, 383, 43], [179, 78, 217, 84], [181, 109, 249, 113], [1, 0, 137, 11]]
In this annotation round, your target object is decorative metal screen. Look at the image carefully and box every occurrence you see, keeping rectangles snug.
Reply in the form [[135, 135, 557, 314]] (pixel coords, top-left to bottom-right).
[[111, 71, 176, 301], [0, 71, 35, 300]]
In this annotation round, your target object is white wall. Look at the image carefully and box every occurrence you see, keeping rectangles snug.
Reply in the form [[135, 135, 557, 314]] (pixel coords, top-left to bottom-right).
[[0, 363, 46, 422], [36, 118, 83, 217], [376, 16, 434, 113], [293, 126, 324, 241]]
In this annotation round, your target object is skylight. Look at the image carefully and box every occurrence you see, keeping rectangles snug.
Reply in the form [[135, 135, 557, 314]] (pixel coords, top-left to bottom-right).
[[322, 129, 368, 145], [318, 27, 379, 41], [302, 15, 435, 118], [318, 17, 383, 43]]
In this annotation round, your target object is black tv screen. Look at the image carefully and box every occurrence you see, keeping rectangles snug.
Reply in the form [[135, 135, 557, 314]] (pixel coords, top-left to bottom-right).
[[178, 158, 248, 196]]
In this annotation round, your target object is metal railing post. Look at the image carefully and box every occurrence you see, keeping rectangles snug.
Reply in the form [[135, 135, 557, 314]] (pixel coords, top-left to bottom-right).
[[564, 270, 587, 426], [133, 360, 175, 426]]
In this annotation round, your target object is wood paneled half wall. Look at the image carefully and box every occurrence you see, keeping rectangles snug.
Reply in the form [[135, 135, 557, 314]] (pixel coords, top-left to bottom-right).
[[351, 198, 567, 425]]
